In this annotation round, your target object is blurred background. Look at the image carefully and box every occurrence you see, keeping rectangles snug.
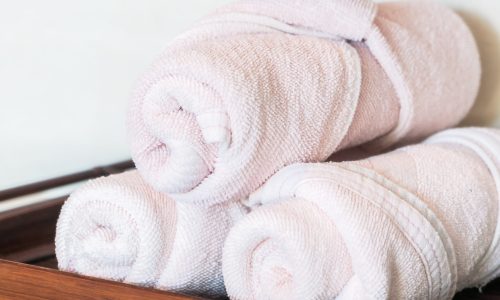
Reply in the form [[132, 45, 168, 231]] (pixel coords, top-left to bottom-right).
[[0, 0, 499, 191]]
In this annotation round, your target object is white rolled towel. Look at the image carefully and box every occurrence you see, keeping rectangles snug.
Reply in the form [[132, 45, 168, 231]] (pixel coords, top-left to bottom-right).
[[223, 128, 500, 299], [128, 0, 480, 207], [55, 170, 247, 297]]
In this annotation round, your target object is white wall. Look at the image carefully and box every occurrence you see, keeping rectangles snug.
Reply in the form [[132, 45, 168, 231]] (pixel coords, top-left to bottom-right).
[[0, 0, 499, 189]]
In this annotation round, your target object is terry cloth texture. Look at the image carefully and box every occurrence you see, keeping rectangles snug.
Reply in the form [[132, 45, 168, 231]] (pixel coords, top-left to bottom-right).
[[223, 128, 500, 300], [128, 0, 480, 206], [55, 170, 247, 297]]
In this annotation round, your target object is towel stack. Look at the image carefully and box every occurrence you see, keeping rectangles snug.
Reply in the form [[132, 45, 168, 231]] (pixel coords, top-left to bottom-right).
[[55, 0, 500, 299]]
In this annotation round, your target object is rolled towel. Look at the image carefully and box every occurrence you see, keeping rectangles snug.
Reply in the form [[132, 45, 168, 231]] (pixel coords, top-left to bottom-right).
[[128, 0, 480, 205], [223, 128, 500, 299], [55, 171, 247, 297]]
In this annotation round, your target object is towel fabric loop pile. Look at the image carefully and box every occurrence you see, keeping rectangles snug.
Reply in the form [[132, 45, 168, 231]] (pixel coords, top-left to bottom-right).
[[426, 129, 500, 286], [238, 161, 458, 299], [223, 128, 500, 299], [128, 0, 479, 206]]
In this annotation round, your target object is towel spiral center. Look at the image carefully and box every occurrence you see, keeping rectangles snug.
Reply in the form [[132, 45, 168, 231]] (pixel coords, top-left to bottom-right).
[[138, 76, 230, 194]]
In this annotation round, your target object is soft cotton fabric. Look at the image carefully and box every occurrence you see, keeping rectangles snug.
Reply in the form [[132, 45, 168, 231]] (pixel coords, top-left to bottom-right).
[[128, 0, 480, 206], [55, 171, 247, 297], [223, 128, 500, 300]]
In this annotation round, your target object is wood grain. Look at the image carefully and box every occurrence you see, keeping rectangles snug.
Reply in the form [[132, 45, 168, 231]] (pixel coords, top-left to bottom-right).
[[2, 257, 499, 300], [0, 160, 134, 201], [0, 260, 202, 300], [0, 197, 64, 262]]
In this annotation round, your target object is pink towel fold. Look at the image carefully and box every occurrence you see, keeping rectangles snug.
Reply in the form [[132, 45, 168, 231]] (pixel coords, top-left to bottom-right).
[[223, 128, 500, 299], [55, 171, 247, 297], [128, 0, 480, 206]]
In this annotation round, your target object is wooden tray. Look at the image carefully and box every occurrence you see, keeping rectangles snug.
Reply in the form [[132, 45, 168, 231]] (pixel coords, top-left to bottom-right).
[[0, 260, 199, 300], [0, 161, 499, 299]]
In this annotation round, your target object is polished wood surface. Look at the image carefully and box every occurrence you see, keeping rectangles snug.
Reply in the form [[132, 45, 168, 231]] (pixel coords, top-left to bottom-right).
[[0, 160, 134, 201], [0, 197, 63, 263], [2, 256, 500, 300], [0, 260, 201, 300]]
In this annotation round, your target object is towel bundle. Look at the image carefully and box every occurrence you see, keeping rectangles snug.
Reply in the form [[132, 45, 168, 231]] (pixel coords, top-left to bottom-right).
[[56, 171, 247, 296], [223, 128, 500, 299], [128, 0, 479, 205], [54, 0, 492, 299]]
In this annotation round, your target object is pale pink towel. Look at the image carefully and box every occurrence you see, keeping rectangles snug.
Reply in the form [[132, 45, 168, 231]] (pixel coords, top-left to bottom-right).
[[223, 128, 500, 299], [128, 0, 480, 206], [55, 171, 247, 297]]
